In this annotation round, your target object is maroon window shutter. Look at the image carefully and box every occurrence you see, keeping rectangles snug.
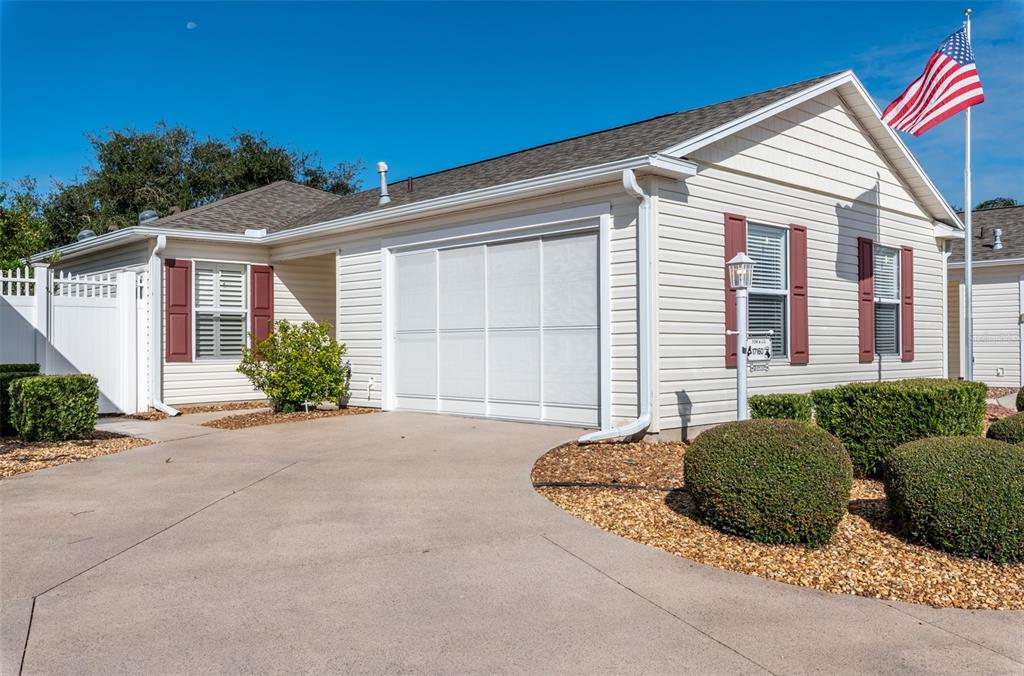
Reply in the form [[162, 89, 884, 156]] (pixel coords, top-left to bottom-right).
[[857, 238, 874, 363], [900, 246, 914, 361], [789, 224, 809, 365], [250, 265, 275, 346], [165, 258, 192, 362], [724, 213, 747, 368]]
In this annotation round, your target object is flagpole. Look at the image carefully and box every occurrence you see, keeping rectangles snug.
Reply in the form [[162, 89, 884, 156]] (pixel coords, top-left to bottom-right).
[[964, 7, 974, 381]]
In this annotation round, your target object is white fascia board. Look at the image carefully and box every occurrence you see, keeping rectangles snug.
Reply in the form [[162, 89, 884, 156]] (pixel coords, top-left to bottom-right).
[[34, 154, 699, 263], [934, 223, 965, 240], [658, 70, 962, 229], [31, 226, 269, 263], [948, 257, 1024, 270], [263, 154, 697, 245]]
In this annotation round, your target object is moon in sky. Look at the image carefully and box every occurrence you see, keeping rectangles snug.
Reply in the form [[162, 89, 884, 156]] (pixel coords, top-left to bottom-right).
[[186, 21, 198, 30]]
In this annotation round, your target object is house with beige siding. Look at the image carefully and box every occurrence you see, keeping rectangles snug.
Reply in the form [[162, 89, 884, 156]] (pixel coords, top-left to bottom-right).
[[948, 205, 1022, 388], [32, 70, 964, 439]]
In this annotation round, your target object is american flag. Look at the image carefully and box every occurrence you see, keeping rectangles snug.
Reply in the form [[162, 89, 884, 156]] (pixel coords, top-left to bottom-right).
[[882, 27, 984, 136]]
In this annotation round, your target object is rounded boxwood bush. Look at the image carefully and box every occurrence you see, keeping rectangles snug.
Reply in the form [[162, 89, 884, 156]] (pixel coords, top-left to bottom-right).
[[988, 413, 1024, 445], [684, 419, 853, 547], [885, 437, 1024, 563]]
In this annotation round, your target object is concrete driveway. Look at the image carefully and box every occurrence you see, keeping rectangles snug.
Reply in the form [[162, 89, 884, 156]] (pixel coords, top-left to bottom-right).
[[1, 412, 1021, 675]]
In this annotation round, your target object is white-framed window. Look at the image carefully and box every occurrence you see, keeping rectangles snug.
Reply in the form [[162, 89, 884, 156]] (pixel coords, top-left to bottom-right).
[[873, 245, 900, 356], [194, 262, 247, 359], [747, 223, 788, 357]]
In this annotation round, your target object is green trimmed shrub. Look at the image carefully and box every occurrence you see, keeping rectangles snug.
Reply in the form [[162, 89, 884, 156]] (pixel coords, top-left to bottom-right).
[[987, 413, 1024, 445], [1016, 388, 1023, 412], [0, 363, 39, 374], [812, 379, 987, 477], [885, 437, 1024, 562], [749, 393, 814, 421], [0, 364, 40, 436], [684, 419, 853, 547], [9, 374, 99, 441], [237, 320, 348, 413]]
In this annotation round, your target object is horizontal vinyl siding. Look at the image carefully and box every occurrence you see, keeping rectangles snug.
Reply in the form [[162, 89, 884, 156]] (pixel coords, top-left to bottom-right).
[[274, 254, 335, 326], [55, 241, 151, 274], [948, 280, 962, 379], [162, 243, 265, 405], [327, 184, 641, 422], [656, 90, 946, 431], [337, 244, 383, 408], [949, 267, 1022, 387]]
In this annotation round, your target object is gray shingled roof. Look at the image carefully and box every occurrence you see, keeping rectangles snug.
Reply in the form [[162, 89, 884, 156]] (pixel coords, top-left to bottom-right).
[[290, 72, 842, 230], [154, 72, 841, 235], [145, 180, 342, 234], [951, 205, 1024, 263]]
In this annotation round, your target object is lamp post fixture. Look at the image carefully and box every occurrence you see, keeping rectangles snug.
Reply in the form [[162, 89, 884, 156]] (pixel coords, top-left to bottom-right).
[[727, 253, 755, 420]]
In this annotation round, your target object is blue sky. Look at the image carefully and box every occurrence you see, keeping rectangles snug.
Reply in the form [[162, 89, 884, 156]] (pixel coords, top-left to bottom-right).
[[2, 1, 1021, 207]]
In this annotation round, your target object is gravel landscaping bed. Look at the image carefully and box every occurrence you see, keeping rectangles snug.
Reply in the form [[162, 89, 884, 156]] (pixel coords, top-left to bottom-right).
[[534, 441, 1024, 610], [0, 431, 153, 478], [202, 406, 376, 429], [987, 387, 1019, 400], [128, 400, 271, 420]]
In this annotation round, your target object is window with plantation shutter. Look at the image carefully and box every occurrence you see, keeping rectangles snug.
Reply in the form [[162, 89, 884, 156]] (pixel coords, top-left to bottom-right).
[[873, 246, 900, 356], [747, 223, 788, 357], [194, 263, 248, 359]]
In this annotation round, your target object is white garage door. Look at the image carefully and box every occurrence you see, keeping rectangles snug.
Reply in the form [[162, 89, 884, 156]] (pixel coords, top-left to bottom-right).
[[392, 231, 600, 426]]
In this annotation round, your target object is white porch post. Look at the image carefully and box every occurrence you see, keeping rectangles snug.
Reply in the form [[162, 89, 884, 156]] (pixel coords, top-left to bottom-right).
[[31, 263, 50, 372], [117, 270, 139, 414]]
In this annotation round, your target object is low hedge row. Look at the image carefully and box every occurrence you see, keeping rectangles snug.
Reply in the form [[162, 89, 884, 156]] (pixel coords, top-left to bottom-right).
[[8, 374, 99, 441], [0, 363, 40, 436], [748, 393, 813, 421], [812, 379, 987, 477], [987, 413, 1024, 445], [885, 437, 1023, 563], [685, 419, 852, 547]]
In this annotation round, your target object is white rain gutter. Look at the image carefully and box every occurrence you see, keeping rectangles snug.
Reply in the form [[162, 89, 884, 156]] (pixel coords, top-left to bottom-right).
[[147, 235, 179, 417], [577, 169, 656, 443]]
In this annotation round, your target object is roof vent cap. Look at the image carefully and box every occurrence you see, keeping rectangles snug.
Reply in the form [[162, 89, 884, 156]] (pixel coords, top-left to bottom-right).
[[76, 229, 96, 242], [993, 228, 1003, 251], [138, 209, 160, 224], [377, 161, 391, 206]]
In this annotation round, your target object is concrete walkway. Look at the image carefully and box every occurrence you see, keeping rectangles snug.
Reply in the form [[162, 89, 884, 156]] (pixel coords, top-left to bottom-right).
[[2, 412, 1020, 675]]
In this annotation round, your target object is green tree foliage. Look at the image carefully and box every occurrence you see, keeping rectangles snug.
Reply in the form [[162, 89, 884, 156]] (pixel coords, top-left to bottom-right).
[[15, 124, 361, 259], [237, 321, 349, 413], [975, 197, 1018, 210], [0, 180, 47, 269]]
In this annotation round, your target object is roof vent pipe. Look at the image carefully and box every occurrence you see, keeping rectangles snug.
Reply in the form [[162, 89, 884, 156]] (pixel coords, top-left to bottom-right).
[[993, 228, 1003, 251], [377, 161, 391, 206]]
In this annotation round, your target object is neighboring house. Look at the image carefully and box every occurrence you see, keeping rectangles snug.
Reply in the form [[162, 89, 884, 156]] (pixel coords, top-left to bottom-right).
[[33, 70, 964, 439], [948, 205, 1022, 387]]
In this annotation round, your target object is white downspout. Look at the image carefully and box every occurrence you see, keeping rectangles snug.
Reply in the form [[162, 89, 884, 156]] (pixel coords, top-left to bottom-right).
[[148, 235, 180, 416], [579, 169, 653, 442]]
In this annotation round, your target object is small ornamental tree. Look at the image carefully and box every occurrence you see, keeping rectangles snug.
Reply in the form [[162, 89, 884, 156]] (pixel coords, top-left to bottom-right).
[[237, 320, 348, 413]]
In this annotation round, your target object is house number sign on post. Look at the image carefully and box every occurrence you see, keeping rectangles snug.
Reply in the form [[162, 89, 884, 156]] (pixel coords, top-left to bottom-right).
[[747, 337, 772, 372]]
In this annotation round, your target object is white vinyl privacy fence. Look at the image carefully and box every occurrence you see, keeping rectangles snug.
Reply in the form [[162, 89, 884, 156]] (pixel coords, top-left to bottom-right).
[[0, 265, 148, 414]]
